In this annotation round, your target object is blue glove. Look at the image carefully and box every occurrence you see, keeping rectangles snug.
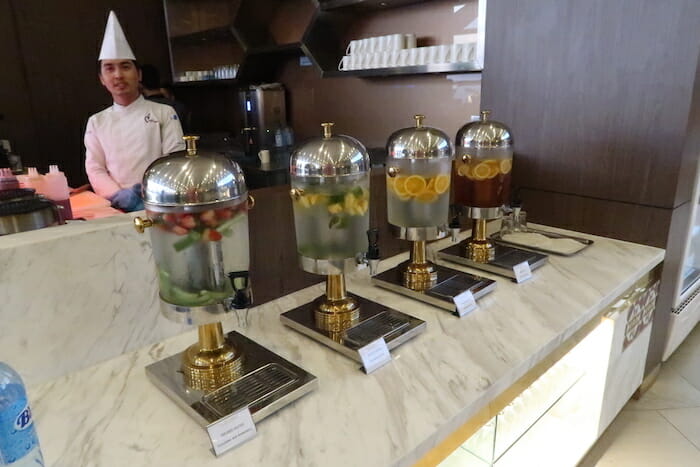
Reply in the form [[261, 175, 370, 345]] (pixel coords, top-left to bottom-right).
[[110, 184, 144, 212]]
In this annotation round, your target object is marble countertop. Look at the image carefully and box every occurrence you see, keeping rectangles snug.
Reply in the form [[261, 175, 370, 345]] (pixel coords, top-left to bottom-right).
[[27, 226, 663, 467]]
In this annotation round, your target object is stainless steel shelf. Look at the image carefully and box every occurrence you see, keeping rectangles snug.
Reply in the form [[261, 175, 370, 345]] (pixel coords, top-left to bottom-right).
[[320, 0, 427, 11], [323, 61, 482, 78], [172, 79, 238, 88]]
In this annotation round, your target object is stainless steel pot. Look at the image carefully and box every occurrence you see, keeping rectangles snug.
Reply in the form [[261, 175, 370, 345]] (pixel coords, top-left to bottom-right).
[[0, 197, 61, 235]]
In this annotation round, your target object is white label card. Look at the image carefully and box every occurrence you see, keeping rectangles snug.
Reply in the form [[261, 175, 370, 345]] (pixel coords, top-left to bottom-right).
[[453, 290, 478, 317], [513, 261, 533, 283], [207, 407, 257, 457], [358, 338, 392, 374]]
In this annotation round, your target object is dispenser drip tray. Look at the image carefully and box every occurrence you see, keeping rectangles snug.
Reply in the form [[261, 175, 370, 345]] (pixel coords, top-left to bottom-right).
[[145, 331, 318, 427], [280, 293, 425, 362], [372, 261, 497, 313], [438, 243, 548, 279]]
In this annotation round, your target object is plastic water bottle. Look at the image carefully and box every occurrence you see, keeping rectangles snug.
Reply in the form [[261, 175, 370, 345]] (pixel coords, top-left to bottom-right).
[[0, 363, 44, 466]]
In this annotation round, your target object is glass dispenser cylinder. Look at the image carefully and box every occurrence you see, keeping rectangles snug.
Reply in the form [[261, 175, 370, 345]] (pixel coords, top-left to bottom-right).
[[386, 114, 453, 234], [454, 110, 514, 215], [290, 122, 371, 275], [138, 135, 252, 325]]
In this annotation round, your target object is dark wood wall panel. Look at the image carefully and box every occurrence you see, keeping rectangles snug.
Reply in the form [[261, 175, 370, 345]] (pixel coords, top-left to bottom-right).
[[481, 0, 700, 209], [519, 188, 672, 248], [9, 0, 171, 186], [0, 0, 39, 167]]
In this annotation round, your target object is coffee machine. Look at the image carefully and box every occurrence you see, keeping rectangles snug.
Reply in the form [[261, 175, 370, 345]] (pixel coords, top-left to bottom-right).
[[239, 83, 289, 157], [280, 123, 425, 362], [438, 111, 547, 279], [134, 135, 316, 428], [372, 115, 496, 313]]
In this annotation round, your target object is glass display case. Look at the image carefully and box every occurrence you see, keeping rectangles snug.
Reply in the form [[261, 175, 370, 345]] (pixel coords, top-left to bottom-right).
[[679, 196, 700, 298], [664, 172, 700, 360]]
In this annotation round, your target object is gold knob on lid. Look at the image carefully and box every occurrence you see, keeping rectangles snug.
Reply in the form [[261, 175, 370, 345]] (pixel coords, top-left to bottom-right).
[[290, 187, 305, 200], [479, 110, 491, 122], [321, 122, 334, 139], [133, 216, 153, 234], [387, 166, 400, 177], [414, 114, 425, 128], [183, 135, 200, 156]]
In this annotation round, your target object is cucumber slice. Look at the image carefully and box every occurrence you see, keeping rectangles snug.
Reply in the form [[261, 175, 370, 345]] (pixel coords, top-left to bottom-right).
[[173, 230, 202, 252]]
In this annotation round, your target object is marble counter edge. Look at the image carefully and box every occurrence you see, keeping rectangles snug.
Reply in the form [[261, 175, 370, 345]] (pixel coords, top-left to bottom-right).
[[0, 211, 139, 249]]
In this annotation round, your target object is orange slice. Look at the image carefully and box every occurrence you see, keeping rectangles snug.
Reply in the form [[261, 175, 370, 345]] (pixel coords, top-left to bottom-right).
[[499, 159, 512, 174], [415, 191, 438, 203], [393, 176, 409, 197], [457, 163, 471, 178], [404, 175, 427, 196], [425, 177, 437, 194], [471, 162, 491, 181], [487, 162, 500, 179], [434, 175, 450, 194]]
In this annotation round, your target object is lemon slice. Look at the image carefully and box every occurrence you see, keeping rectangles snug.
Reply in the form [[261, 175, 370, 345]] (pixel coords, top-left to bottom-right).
[[472, 162, 491, 181], [434, 175, 450, 194], [405, 175, 427, 196], [457, 163, 471, 177], [415, 191, 438, 203], [499, 159, 512, 174], [394, 176, 409, 197]]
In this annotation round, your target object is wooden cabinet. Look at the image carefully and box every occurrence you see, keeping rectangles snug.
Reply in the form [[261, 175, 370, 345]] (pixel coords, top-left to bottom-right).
[[164, 0, 482, 84], [305, 0, 483, 78], [163, 0, 317, 85], [163, 0, 243, 83]]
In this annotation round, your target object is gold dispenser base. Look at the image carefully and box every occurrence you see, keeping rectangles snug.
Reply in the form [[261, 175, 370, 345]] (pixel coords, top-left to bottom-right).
[[462, 218, 495, 263], [403, 240, 438, 291], [182, 322, 244, 392], [314, 274, 360, 334]]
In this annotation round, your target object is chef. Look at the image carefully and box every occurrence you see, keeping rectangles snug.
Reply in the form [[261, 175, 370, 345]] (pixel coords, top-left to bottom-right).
[[85, 11, 184, 211]]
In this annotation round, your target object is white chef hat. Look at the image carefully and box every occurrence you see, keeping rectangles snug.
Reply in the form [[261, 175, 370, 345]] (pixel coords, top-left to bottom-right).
[[98, 11, 135, 61]]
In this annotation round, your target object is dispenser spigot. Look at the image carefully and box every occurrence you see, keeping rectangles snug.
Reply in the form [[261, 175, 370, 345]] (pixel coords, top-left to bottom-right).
[[357, 228, 381, 275], [448, 204, 461, 243], [227, 271, 253, 310], [367, 228, 380, 276]]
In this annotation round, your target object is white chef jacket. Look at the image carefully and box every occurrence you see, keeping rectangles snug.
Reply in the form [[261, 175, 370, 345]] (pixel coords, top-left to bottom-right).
[[84, 95, 185, 198]]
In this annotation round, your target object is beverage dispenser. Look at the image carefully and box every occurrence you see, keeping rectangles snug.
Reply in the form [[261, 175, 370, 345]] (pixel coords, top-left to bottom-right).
[[372, 115, 496, 313], [438, 111, 547, 279], [281, 123, 425, 363], [134, 135, 316, 429]]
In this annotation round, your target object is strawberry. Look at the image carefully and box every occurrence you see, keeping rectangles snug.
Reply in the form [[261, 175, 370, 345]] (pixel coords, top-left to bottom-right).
[[216, 208, 233, 220], [178, 214, 196, 229], [200, 209, 217, 227], [171, 225, 188, 236], [208, 229, 223, 241]]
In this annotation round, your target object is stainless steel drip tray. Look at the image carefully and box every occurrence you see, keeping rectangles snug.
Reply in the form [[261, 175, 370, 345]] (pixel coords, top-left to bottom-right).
[[145, 331, 318, 427], [438, 243, 548, 279], [372, 261, 497, 313], [280, 293, 426, 362]]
